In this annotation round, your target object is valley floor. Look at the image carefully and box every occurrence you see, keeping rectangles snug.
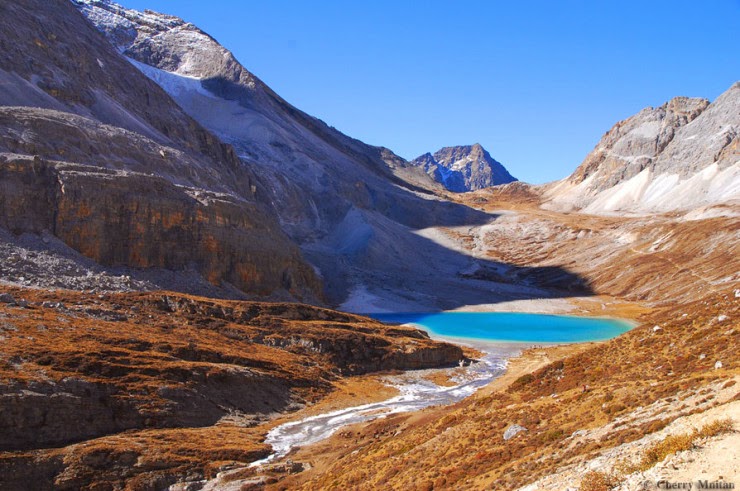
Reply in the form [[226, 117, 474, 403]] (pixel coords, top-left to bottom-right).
[[0, 189, 737, 490], [196, 340, 596, 490], [238, 192, 740, 490], [257, 294, 738, 490]]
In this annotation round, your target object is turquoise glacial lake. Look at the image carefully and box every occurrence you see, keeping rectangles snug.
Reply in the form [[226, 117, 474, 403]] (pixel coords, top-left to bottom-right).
[[370, 312, 633, 344]]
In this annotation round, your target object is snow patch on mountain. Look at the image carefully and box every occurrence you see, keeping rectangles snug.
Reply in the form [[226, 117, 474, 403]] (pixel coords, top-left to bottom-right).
[[127, 58, 218, 100], [547, 161, 739, 215]]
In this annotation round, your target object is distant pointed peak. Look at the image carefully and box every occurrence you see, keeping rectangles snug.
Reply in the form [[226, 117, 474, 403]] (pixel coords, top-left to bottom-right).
[[469, 143, 492, 157], [409, 143, 516, 192], [451, 142, 487, 151], [431, 143, 496, 162], [410, 152, 437, 165]]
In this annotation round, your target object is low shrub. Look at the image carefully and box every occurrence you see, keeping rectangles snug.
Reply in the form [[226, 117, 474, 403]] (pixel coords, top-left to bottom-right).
[[697, 417, 734, 438], [542, 429, 564, 442], [580, 470, 620, 491], [639, 432, 695, 470], [512, 373, 534, 387]]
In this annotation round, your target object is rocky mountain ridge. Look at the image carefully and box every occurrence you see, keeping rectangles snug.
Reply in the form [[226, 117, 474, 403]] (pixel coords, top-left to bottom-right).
[[411, 143, 517, 192], [73, 0, 438, 228], [543, 83, 739, 214]]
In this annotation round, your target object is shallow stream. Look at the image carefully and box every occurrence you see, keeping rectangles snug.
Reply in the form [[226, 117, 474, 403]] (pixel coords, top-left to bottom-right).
[[251, 313, 633, 466]]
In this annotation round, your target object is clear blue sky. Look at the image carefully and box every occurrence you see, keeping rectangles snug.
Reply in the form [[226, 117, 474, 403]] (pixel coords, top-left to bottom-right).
[[120, 0, 739, 184]]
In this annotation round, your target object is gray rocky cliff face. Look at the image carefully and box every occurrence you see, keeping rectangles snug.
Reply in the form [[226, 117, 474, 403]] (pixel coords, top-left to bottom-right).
[[651, 83, 739, 177], [568, 96, 711, 189], [410, 143, 517, 192], [0, 0, 249, 193], [543, 82, 739, 214]]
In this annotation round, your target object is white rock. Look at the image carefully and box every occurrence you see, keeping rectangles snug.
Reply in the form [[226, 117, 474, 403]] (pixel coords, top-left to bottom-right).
[[503, 424, 527, 441], [715, 361, 723, 370], [717, 314, 728, 322], [653, 325, 662, 332]]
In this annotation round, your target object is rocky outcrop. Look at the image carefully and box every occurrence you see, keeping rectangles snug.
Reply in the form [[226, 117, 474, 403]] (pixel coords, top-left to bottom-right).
[[544, 83, 739, 214], [0, 379, 143, 452], [0, 155, 320, 299], [411, 143, 517, 192], [568, 97, 710, 187], [146, 294, 463, 375], [0, 106, 241, 192], [503, 424, 527, 440]]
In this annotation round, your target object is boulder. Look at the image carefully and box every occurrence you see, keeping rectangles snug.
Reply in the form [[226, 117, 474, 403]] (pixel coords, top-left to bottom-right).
[[0, 293, 16, 304], [503, 424, 527, 441]]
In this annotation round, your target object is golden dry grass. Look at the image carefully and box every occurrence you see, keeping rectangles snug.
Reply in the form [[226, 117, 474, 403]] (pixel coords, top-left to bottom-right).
[[272, 288, 739, 490], [617, 417, 736, 474], [580, 471, 620, 491], [0, 287, 461, 490]]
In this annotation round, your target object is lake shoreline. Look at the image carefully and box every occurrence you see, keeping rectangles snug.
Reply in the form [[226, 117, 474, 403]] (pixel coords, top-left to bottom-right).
[[370, 310, 635, 344]]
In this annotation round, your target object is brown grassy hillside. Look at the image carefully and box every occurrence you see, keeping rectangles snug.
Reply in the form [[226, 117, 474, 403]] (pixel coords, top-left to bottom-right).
[[0, 287, 461, 490]]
